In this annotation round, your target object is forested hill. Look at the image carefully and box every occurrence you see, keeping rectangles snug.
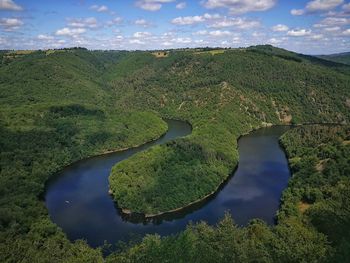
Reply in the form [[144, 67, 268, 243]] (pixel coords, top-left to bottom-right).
[[0, 46, 349, 262], [317, 52, 350, 65]]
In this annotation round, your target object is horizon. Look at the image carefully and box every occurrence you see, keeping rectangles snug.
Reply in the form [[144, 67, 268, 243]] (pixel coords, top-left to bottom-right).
[[2, 45, 349, 56], [0, 0, 349, 55]]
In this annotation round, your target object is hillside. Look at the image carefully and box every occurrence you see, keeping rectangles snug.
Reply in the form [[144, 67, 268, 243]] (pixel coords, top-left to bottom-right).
[[0, 46, 349, 262], [109, 45, 350, 215], [317, 52, 350, 66]]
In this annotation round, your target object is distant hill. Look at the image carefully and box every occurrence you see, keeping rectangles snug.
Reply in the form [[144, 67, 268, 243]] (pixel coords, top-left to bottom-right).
[[317, 52, 350, 65]]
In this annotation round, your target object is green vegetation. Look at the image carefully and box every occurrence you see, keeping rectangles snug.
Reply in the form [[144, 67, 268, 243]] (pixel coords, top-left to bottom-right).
[[317, 52, 350, 65], [194, 49, 226, 55], [0, 45, 349, 262], [106, 125, 350, 263], [109, 45, 350, 215], [0, 49, 167, 262]]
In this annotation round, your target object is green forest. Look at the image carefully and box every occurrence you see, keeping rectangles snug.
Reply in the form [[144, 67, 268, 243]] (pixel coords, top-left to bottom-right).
[[0, 46, 349, 262], [317, 52, 350, 65]]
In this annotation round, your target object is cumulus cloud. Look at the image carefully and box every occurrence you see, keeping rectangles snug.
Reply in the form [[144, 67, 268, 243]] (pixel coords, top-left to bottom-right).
[[171, 15, 206, 25], [55, 27, 86, 37], [171, 13, 259, 29], [68, 17, 98, 29], [134, 19, 152, 27], [176, 2, 186, 9], [172, 37, 192, 43], [208, 17, 260, 29], [135, 0, 174, 11], [268, 37, 283, 44], [272, 24, 289, 32], [133, 31, 152, 38], [37, 34, 54, 41], [0, 18, 23, 31], [202, 0, 277, 14], [129, 39, 146, 44], [90, 5, 109, 12], [310, 33, 324, 40], [194, 30, 233, 37], [314, 17, 350, 27], [0, 0, 22, 11], [287, 28, 312, 36], [291, 0, 344, 15], [171, 13, 221, 25], [208, 30, 232, 37], [306, 0, 343, 12], [342, 28, 350, 35], [291, 9, 304, 15], [107, 17, 123, 26], [323, 26, 341, 31]]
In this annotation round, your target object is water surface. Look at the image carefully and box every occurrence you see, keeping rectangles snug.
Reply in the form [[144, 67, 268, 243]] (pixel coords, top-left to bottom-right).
[[45, 121, 290, 247]]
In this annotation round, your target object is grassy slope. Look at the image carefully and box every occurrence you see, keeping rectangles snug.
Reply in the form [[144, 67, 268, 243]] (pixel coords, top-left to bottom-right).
[[109, 46, 350, 215]]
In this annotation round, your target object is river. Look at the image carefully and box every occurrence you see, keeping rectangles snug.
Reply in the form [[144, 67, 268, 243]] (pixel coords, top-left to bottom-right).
[[45, 120, 290, 248]]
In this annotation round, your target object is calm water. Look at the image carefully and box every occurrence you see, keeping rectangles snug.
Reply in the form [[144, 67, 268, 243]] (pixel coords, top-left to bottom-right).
[[45, 121, 291, 248]]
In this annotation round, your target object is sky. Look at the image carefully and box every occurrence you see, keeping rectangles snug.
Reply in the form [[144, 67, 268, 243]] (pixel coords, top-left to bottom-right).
[[0, 0, 349, 54]]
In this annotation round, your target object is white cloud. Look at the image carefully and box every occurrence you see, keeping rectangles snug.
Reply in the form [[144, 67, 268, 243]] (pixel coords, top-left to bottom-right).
[[323, 26, 341, 31], [268, 37, 282, 44], [37, 34, 54, 41], [107, 17, 123, 26], [171, 13, 258, 29], [272, 24, 289, 32], [193, 30, 208, 35], [90, 5, 109, 12], [202, 0, 277, 14], [0, 0, 22, 11], [310, 33, 324, 40], [0, 18, 23, 31], [162, 41, 173, 46], [135, 0, 175, 11], [68, 17, 98, 29], [171, 15, 206, 25], [208, 17, 260, 29], [318, 17, 350, 27], [194, 30, 236, 38], [134, 19, 151, 27], [342, 28, 350, 35], [306, 0, 343, 12], [208, 30, 232, 37], [176, 2, 186, 9], [291, 0, 344, 16], [287, 28, 312, 36], [55, 27, 86, 37], [291, 9, 304, 15], [172, 37, 192, 43], [129, 39, 146, 44], [133, 31, 152, 38]]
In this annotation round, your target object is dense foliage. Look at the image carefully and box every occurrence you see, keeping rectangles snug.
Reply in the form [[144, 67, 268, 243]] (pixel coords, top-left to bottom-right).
[[317, 52, 350, 65], [0, 46, 349, 262], [109, 46, 350, 214], [0, 49, 167, 262]]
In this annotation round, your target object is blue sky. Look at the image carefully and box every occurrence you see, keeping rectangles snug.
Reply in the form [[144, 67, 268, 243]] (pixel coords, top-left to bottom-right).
[[0, 0, 349, 54]]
